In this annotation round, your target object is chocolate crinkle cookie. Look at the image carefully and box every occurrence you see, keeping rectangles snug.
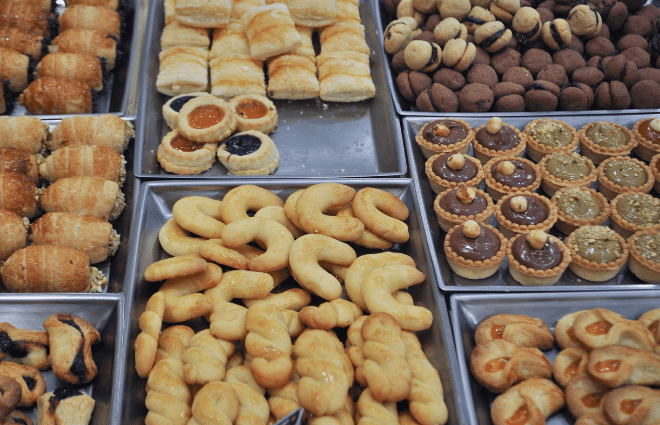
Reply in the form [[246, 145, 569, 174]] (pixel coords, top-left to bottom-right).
[[490, 46, 521, 74], [601, 55, 638, 88], [397, 70, 432, 101], [552, 48, 587, 77], [584, 36, 615, 58], [458, 82, 494, 112], [620, 46, 650, 69], [466, 63, 499, 87], [521, 47, 553, 76], [416, 83, 460, 112]]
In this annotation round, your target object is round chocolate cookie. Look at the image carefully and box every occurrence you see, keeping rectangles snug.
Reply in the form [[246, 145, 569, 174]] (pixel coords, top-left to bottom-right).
[[502, 66, 535, 88], [458, 82, 495, 112], [467, 63, 499, 87], [621, 0, 645, 13], [416, 83, 460, 112], [490, 47, 522, 74], [623, 15, 651, 37], [493, 82, 527, 111], [414, 31, 436, 43], [616, 34, 648, 51], [473, 45, 493, 65], [537, 63, 568, 87], [433, 67, 467, 91], [397, 70, 433, 102], [559, 82, 594, 110], [538, 6, 555, 23], [424, 13, 443, 32], [599, 0, 628, 31], [594, 80, 631, 109], [585, 36, 616, 58], [553, 48, 587, 77], [630, 80, 660, 109], [602, 55, 638, 88], [567, 33, 585, 54], [637, 67, 660, 85], [525, 80, 560, 111], [635, 4, 660, 20], [571, 66, 604, 88], [621, 47, 651, 69], [391, 50, 408, 72], [522, 48, 554, 76]]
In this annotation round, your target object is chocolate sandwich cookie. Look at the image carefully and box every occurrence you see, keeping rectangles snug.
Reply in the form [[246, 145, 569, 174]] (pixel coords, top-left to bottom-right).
[[416, 83, 460, 112], [553, 48, 587, 77], [384, 18, 416, 54], [524, 80, 560, 111], [490, 47, 521, 74], [567, 4, 602, 38], [458, 82, 494, 112], [442, 38, 477, 71], [512, 7, 542, 43], [502, 66, 534, 88], [602, 55, 638, 88], [391, 50, 408, 72], [537, 63, 568, 87], [621, 47, 650, 69], [474, 21, 513, 53], [553, 0, 589, 17], [571, 66, 604, 87], [623, 15, 651, 37], [585, 36, 615, 58], [542, 18, 572, 51], [397, 70, 433, 102], [521, 48, 553, 76], [630, 80, 660, 109], [490, 0, 522, 23], [433, 67, 466, 90], [433, 17, 467, 46], [464, 6, 496, 34], [403, 40, 443, 72], [467, 63, 498, 88], [598, 0, 628, 31], [559, 82, 594, 110], [493, 82, 526, 112], [594, 80, 631, 109]]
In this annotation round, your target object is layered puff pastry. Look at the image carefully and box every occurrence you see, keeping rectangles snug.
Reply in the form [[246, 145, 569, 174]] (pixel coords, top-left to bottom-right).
[[243, 4, 303, 60], [209, 19, 250, 59], [38, 145, 126, 186], [58, 4, 121, 40], [319, 21, 370, 56], [157, 129, 217, 175], [287, 0, 338, 27], [174, 0, 232, 28], [47, 114, 135, 154], [317, 51, 376, 102], [231, 0, 266, 19], [210, 54, 265, 100], [157, 47, 209, 96], [0, 46, 29, 93], [267, 54, 319, 100], [49, 28, 118, 70], [19, 76, 93, 115], [35, 52, 104, 91], [161, 19, 211, 50]]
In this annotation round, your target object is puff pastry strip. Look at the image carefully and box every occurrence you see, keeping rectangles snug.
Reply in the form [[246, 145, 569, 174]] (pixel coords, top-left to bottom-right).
[[317, 51, 376, 102], [267, 54, 319, 100], [210, 54, 265, 100], [157, 47, 209, 97], [209, 19, 250, 59], [319, 21, 370, 56], [174, 0, 232, 28], [287, 0, 338, 27], [243, 4, 302, 60], [161, 20, 210, 50]]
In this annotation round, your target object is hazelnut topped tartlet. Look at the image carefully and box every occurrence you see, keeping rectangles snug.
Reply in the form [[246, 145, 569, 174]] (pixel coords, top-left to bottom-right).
[[524, 118, 579, 163], [506, 229, 571, 286], [565, 225, 629, 282], [472, 117, 526, 164], [596, 156, 653, 201], [444, 219, 508, 280], [551, 187, 610, 235], [609, 192, 660, 239], [538, 152, 597, 197], [425, 152, 484, 194], [434, 186, 495, 232], [484, 156, 541, 201], [633, 117, 660, 161], [628, 229, 660, 284], [577, 121, 635, 165], [494, 192, 557, 239], [415, 118, 474, 159]]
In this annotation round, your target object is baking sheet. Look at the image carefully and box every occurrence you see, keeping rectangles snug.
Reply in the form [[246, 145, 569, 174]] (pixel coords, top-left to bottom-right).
[[121, 179, 468, 425], [403, 114, 660, 291], [133, 0, 406, 179], [0, 294, 126, 425], [449, 291, 660, 425]]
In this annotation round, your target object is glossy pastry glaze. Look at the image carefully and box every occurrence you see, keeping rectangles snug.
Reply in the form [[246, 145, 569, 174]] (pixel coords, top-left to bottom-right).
[[511, 234, 563, 270], [439, 189, 489, 216], [475, 126, 520, 151], [449, 222, 501, 261], [431, 153, 478, 182], [500, 195, 549, 225], [422, 119, 469, 146], [493, 160, 536, 188]]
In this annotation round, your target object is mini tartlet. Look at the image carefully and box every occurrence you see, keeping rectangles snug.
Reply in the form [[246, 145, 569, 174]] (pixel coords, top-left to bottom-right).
[[565, 225, 629, 282], [177, 94, 237, 143], [444, 220, 508, 280], [228, 93, 278, 134], [425, 152, 484, 194], [596, 156, 654, 201], [628, 229, 660, 284], [434, 186, 495, 232], [415, 118, 474, 159], [577, 121, 636, 165], [632, 117, 660, 162], [157, 129, 217, 175], [471, 117, 527, 165], [651, 153, 660, 195], [538, 152, 597, 197], [551, 187, 610, 235], [217, 130, 280, 175], [524, 118, 579, 163], [494, 192, 557, 239], [609, 192, 660, 240], [484, 156, 542, 201], [506, 230, 571, 286]]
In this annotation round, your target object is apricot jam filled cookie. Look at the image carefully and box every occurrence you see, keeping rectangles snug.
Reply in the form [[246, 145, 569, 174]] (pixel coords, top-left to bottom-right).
[[444, 219, 507, 279], [425, 152, 484, 194], [177, 94, 236, 143], [610, 192, 660, 239], [506, 230, 571, 286], [566, 225, 628, 282], [472, 117, 526, 165], [415, 118, 474, 159], [524, 118, 578, 163], [551, 187, 610, 235], [538, 152, 596, 197], [157, 130, 217, 175], [228, 93, 278, 134], [434, 186, 495, 232], [628, 229, 660, 284]]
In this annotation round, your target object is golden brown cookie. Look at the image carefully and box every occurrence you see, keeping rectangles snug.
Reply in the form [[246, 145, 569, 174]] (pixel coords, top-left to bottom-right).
[[474, 314, 553, 349], [551, 187, 610, 236]]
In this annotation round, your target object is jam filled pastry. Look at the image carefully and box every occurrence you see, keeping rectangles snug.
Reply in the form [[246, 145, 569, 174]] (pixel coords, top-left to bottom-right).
[[0, 361, 46, 407], [490, 378, 565, 425], [36, 388, 95, 425], [564, 372, 609, 418], [176, 94, 236, 143], [228, 94, 278, 134], [470, 339, 552, 393], [162, 92, 209, 130], [157, 130, 217, 175], [42, 314, 101, 385], [638, 309, 660, 345], [0, 375, 21, 421], [0, 322, 49, 370], [217, 130, 280, 175], [586, 345, 660, 388], [554, 310, 589, 350], [552, 346, 589, 388], [474, 314, 554, 350], [602, 385, 660, 425], [572, 308, 656, 351]]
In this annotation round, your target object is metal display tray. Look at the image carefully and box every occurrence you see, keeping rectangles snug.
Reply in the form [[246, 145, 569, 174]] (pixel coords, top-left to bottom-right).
[[0, 294, 126, 425], [133, 0, 406, 179], [120, 179, 469, 425], [449, 291, 660, 425], [403, 114, 660, 292]]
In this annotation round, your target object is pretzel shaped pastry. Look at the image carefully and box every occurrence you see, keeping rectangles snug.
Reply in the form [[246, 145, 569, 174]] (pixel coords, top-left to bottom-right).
[[183, 329, 236, 386], [475, 314, 554, 350], [153, 325, 195, 364], [555, 310, 589, 350], [223, 366, 270, 425], [356, 387, 399, 425], [565, 372, 609, 418], [219, 185, 284, 223], [135, 292, 166, 378], [158, 217, 207, 256], [254, 205, 305, 239], [586, 345, 660, 387], [295, 183, 364, 241], [552, 346, 589, 388], [220, 217, 294, 272], [638, 308, 660, 345], [336, 205, 394, 250], [572, 309, 656, 351], [347, 315, 368, 386], [299, 298, 363, 329], [189, 381, 239, 425], [602, 385, 660, 425], [159, 262, 222, 323], [0, 376, 21, 420], [288, 234, 356, 300], [144, 254, 209, 282], [172, 195, 224, 239], [295, 329, 353, 415], [267, 362, 302, 421], [0, 322, 49, 370], [490, 378, 564, 425], [352, 187, 409, 244], [402, 331, 448, 425], [470, 339, 552, 393]]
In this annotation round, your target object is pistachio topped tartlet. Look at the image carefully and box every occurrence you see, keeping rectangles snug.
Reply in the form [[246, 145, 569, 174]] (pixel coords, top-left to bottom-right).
[[596, 156, 653, 201], [524, 118, 579, 163], [494, 192, 557, 239], [484, 156, 541, 201], [577, 121, 635, 165], [538, 152, 597, 196], [444, 219, 508, 279], [472, 117, 527, 164], [628, 229, 660, 284], [633, 117, 660, 161], [610, 192, 660, 239], [551, 187, 610, 235], [651, 153, 660, 195], [415, 118, 474, 159], [434, 186, 495, 232], [506, 230, 571, 286], [565, 225, 628, 282], [425, 152, 484, 194]]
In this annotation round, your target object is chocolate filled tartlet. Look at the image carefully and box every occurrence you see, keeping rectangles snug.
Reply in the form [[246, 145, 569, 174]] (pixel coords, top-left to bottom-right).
[[628, 229, 660, 284], [425, 152, 484, 194], [507, 230, 571, 286], [577, 121, 635, 165], [566, 225, 628, 282], [415, 118, 474, 159], [632, 117, 660, 161], [524, 118, 579, 163], [596, 156, 653, 201], [551, 186, 610, 235], [494, 192, 557, 239], [610, 192, 660, 239], [472, 117, 526, 164], [434, 186, 495, 231], [539, 152, 597, 196], [484, 156, 542, 201], [444, 219, 508, 279]]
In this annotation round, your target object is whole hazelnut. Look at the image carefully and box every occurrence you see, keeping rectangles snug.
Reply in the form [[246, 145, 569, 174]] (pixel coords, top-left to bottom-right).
[[527, 229, 548, 249], [510, 195, 528, 212], [433, 123, 451, 136], [457, 186, 477, 203], [650, 118, 660, 133], [447, 153, 466, 170], [497, 160, 516, 175], [487, 116, 503, 134], [462, 220, 482, 238]]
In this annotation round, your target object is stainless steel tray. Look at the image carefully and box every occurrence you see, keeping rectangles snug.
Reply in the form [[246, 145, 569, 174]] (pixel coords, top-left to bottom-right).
[[449, 291, 660, 425], [0, 294, 126, 425], [403, 114, 660, 292], [121, 179, 469, 425], [133, 0, 406, 179]]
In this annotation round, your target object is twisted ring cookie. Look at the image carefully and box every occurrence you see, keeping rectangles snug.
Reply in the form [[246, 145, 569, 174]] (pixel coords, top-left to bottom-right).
[[219, 184, 285, 224], [254, 205, 305, 239], [172, 196, 224, 239], [223, 366, 270, 425], [145, 358, 191, 425], [295, 183, 364, 241], [158, 218, 207, 256], [153, 325, 195, 364], [352, 187, 409, 244], [0, 361, 45, 407], [159, 263, 222, 323], [336, 205, 394, 250], [199, 239, 250, 270], [490, 379, 564, 425], [586, 345, 660, 387], [182, 329, 236, 386], [474, 314, 554, 350], [356, 387, 399, 425], [134, 292, 166, 379], [572, 308, 656, 351]]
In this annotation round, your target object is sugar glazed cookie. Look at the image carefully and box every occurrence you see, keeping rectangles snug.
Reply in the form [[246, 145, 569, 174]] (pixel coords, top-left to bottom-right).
[[217, 130, 280, 175]]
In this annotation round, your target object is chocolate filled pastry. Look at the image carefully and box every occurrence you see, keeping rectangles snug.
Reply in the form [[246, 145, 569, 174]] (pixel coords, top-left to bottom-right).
[[0, 2, 53, 36], [30, 212, 119, 264], [35, 52, 104, 92], [2, 245, 106, 293], [552, 346, 589, 388], [602, 385, 660, 425], [0, 210, 27, 262], [490, 378, 564, 425], [38, 176, 125, 221], [228, 94, 278, 134], [162, 92, 209, 130], [0, 172, 38, 219], [0, 117, 49, 155], [209, 54, 266, 100], [157, 129, 217, 175], [39, 145, 126, 186], [565, 372, 609, 418], [177, 94, 236, 143], [43, 314, 100, 385], [572, 308, 656, 351], [0, 47, 29, 93], [58, 4, 121, 40], [157, 47, 209, 97], [0, 361, 45, 407], [174, 0, 232, 28], [47, 114, 135, 154], [36, 388, 95, 425], [474, 314, 554, 350], [0, 322, 49, 371], [19, 76, 92, 115], [0, 149, 39, 184], [586, 345, 660, 387], [470, 339, 552, 393], [49, 29, 117, 70], [217, 130, 280, 176]]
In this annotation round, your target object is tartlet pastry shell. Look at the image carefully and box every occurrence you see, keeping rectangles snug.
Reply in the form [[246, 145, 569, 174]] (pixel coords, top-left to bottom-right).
[[157, 130, 217, 175], [628, 229, 660, 284], [524, 119, 579, 163], [609, 192, 660, 240], [217, 130, 280, 175], [596, 156, 654, 201], [484, 156, 542, 201], [177, 95, 237, 143], [632, 117, 660, 162], [506, 232, 571, 286], [551, 187, 610, 236], [651, 153, 660, 195], [494, 192, 558, 239], [565, 225, 629, 282], [577, 122, 636, 165], [415, 118, 474, 159], [444, 222, 507, 279], [228, 93, 278, 134], [538, 152, 597, 197], [434, 187, 495, 232], [425, 153, 484, 195], [471, 124, 527, 165]]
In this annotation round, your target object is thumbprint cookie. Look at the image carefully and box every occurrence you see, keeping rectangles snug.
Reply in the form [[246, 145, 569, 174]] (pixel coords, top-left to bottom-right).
[[217, 130, 280, 175], [228, 93, 278, 134], [157, 130, 217, 175], [162, 92, 209, 129], [177, 94, 236, 143]]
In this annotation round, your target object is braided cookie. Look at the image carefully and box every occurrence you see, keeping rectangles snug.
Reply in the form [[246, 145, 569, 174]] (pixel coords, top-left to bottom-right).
[[223, 366, 270, 425], [475, 314, 553, 350], [336, 205, 394, 250], [346, 315, 368, 387], [159, 262, 222, 323], [356, 388, 398, 425], [182, 329, 236, 386], [490, 379, 564, 425], [299, 299, 363, 330], [135, 292, 166, 378], [189, 381, 239, 425], [267, 362, 302, 421], [145, 358, 191, 425], [572, 308, 656, 351], [153, 325, 195, 364]]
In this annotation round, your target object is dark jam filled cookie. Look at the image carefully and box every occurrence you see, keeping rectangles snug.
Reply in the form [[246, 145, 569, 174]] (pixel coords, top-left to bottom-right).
[[162, 92, 209, 129], [217, 130, 280, 175]]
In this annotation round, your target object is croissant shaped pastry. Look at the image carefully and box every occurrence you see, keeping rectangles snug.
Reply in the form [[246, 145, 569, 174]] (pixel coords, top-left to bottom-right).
[[0, 322, 49, 371], [43, 313, 101, 385], [475, 314, 554, 350], [602, 385, 660, 425], [19, 76, 92, 115], [38, 175, 125, 221], [0, 116, 49, 155], [47, 114, 135, 154], [490, 378, 565, 425], [49, 28, 118, 70], [572, 308, 656, 351], [35, 52, 104, 91], [39, 145, 126, 185], [586, 345, 660, 388]]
